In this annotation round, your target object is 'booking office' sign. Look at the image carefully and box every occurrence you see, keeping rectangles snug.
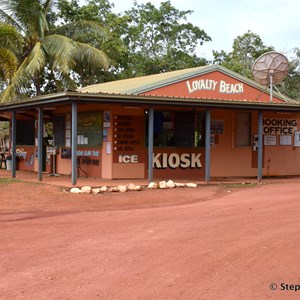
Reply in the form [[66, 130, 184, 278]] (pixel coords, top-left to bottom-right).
[[263, 118, 298, 135]]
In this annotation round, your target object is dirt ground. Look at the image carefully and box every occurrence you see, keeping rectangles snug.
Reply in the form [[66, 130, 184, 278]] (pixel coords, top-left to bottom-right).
[[1, 179, 300, 300]]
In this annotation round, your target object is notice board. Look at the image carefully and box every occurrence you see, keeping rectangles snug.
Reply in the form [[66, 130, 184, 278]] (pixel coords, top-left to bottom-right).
[[77, 111, 102, 147]]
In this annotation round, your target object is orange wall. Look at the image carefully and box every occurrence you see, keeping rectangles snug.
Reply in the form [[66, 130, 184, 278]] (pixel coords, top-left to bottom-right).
[[16, 146, 35, 171], [210, 110, 300, 177], [141, 71, 284, 103]]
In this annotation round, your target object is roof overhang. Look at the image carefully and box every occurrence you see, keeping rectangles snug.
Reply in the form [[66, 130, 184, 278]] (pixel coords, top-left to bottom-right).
[[0, 91, 300, 114]]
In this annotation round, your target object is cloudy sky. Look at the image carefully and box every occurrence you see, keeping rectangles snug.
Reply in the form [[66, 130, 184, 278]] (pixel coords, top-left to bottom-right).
[[81, 0, 299, 60]]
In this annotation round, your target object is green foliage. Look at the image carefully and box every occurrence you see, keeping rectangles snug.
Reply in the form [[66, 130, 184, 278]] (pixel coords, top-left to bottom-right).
[[278, 48, 300, 100], [0, 23, 22, 82], [122, 1, 211, 77], [213, 30, 274, 78], [55, 0, 211, 82], [0, 0, 111, 102]]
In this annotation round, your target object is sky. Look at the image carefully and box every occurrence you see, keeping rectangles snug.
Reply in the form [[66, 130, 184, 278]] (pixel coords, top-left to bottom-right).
[[81, 0, 299, 61]]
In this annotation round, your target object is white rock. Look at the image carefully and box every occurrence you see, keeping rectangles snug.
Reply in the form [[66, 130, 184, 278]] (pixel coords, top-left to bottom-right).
[[110, 186, 119, 192], [81, 186, 92, 194], [148, 182, 158, 189], [92, 188, 101, 194], [186, 183, 197, 188], [128, 183, 136, 191], [175, 182, 185, 188], [166, 180, 175, 188], [100, 186, 108, 193], [118, 185, 127, 193], [159, 181, 167, 189], [70, 187, 82, 194], [134, 185, 142, 191]]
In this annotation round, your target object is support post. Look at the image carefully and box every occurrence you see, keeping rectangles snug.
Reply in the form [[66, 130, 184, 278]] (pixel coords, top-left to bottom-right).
[[11, 111, 16, 178], [71, 102, 78, 185], [205, 110, 211, 182], [269, 70, 274, 102], [258, 111, 263, 181], [37, 108, 43, 181], [148, 108, 154, 182]]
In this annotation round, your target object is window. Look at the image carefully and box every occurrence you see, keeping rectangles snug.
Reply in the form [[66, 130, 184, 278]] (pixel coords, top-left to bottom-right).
[[148, 110, 205, 147], [77, 111, 102, 147], [16, 120, 35, 145], [236, 112, 251, 146], [53, 111, 103, 148], [53, 115, 65, 147]]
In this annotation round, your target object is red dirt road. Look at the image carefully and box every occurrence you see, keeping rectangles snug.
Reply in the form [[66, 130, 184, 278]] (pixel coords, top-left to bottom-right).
[[1, 180, 300, 300]]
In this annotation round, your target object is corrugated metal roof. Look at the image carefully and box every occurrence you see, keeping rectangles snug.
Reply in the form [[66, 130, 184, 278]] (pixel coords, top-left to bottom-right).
[[77, 66, 206, 94]]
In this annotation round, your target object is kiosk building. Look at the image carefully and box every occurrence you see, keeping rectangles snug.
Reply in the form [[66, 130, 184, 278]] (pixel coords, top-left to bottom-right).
[[0, 65, 300, 184]]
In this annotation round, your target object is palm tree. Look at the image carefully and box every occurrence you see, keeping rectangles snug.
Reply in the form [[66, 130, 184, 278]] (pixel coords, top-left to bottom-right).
[[0, 0, 110, 102], [0, 23, 22, 84]]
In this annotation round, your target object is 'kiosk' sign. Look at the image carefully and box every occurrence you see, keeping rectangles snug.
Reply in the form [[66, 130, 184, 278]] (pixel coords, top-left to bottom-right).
[[153, 153, 202, 169], [118, 153, 202, 169]]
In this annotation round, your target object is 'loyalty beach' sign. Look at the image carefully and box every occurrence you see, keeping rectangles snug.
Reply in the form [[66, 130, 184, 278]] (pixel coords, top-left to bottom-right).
[[186, 79, 244, 94]]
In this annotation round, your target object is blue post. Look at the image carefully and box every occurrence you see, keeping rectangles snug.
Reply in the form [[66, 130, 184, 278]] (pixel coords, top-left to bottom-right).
[[38, 108, 43, 181], [148, 108, 154, 182], [11, 111, 16, 178], [205, 110, 211, 182], [71, 102, 78, 185], [258, 111, 263, 181]]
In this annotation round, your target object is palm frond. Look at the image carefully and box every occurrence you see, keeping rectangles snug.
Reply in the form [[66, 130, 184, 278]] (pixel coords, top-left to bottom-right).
[[0, 48, 19, 80], [43, 34, 77, 73], [41, 0, 55, 15], [0, 23, 23, 50], [37, 10, 49, 40], [54, 20, 109, 41], [0, 2, 24, 33], [0, 56, 32, 102], [26, 42, 46, 76], [74, 42, 110, 71]]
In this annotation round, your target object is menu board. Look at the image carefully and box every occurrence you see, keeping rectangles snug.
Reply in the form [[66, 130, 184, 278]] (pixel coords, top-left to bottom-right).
[[113, 115, 144, 162]]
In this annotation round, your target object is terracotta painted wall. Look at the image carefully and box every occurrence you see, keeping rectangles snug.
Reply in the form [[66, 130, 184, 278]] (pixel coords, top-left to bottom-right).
[[261, 112, 300, 176], [210, 110, 300, 177], [16, 146, 35, 171], [141, 71, 284, 103], [110, 105, 147, 179]]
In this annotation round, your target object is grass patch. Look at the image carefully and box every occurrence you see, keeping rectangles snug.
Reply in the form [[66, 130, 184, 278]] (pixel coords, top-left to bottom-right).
[[222, 182, 258, 189], [0, 178, 21, 185]]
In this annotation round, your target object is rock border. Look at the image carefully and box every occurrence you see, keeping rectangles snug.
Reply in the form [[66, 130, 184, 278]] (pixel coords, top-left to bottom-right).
[[68, 179, 198, 194]]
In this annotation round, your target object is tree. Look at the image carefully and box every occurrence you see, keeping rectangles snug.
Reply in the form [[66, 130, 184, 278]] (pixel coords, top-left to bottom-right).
[[55, 0, 211, 80], [0, 0, 111, 102], [122, 1, 211, 77], [56, 0, 129, 84], [278, 48, 300, 100], [212, 30, 274, 78], [0, 23, 22, 84]]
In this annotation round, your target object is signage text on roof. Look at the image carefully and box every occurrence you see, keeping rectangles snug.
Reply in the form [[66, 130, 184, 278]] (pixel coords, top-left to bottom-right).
[[186, 79, 244, 94]]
